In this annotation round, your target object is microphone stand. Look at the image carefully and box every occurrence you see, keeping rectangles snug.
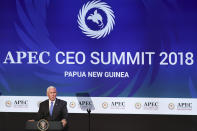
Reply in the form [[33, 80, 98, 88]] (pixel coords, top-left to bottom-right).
[[87, 108, 91, 131]]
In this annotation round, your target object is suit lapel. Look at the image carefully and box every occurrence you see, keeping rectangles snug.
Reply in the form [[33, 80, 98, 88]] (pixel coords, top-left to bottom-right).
[[45, 100, 50, 119]]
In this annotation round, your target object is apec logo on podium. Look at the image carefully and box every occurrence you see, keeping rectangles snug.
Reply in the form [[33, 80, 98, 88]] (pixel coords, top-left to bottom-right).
[[5, 100, 28, 108], [135, 102, 159, 110], [69, 100, 93, 109], [177, 103, 192, 110], [79, 101, 93, 106], [143, 102, 159, 110], [102, 101, 126, 109], [69, 101, 93, 109], [169, 102, 192, 111]]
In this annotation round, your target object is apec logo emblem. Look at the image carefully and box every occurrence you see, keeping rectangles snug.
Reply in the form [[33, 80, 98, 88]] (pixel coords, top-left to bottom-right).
[[69, 101, 76, 108], [78, 0, 115, 39], [5, 100, 28, 108], [5, 100, 12, 107]]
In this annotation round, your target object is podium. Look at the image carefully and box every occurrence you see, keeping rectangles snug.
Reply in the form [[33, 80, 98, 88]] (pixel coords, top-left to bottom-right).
[[25, 120, 63, 131]]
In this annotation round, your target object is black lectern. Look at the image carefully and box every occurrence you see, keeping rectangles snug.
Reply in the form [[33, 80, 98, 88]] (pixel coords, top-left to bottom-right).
[[25, 120, 63, 131]]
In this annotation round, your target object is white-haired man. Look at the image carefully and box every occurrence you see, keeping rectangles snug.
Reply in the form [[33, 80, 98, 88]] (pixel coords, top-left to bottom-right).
[[38, 86, 68, 128]]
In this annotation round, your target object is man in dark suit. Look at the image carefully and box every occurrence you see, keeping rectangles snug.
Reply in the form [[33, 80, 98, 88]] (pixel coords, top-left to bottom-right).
[[38, 86, 68, 128]]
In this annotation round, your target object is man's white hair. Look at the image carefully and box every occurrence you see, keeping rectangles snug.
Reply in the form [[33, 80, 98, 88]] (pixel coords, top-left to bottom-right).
[[47, 86, 56, 94]]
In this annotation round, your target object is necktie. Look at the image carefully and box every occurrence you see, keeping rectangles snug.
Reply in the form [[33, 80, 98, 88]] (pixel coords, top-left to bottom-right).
[[50, 101, 54, 116]]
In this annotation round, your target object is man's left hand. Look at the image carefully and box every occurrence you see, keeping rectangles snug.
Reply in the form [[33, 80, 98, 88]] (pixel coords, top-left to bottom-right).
[[61, 119, 67, 127]]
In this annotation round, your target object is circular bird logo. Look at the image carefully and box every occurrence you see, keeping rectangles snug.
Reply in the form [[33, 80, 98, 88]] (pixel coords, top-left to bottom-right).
[[78, 0, 115, 39]]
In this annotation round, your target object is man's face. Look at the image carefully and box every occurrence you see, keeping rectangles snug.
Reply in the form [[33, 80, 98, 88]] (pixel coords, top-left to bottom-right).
[[47, 88, 57, 101]]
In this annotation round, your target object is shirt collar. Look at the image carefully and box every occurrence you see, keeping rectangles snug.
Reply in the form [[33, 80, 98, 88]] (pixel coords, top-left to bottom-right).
[[49, 99, 56, 104]]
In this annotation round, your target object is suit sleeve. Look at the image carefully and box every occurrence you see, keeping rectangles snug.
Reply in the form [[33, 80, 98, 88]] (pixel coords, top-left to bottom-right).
[[37, 102, 44, 120], [61, 101, 68, 121], [37, 102, 49, 120], [38, 103, 44, 120]]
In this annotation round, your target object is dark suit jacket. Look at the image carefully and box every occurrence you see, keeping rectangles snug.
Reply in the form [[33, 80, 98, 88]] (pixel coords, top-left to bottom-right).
[[38, 98, 68, 122]]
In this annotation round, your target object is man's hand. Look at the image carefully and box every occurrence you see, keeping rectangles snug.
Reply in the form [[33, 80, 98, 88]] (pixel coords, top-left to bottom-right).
[[61, 119, 67, 127]]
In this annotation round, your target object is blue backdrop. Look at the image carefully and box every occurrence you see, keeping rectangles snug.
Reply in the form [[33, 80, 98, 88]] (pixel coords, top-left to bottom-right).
[[0, 0, 197, 97]]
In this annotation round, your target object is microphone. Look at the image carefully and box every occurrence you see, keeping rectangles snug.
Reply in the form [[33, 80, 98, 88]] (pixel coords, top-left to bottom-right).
[[87, 108, 91, 113]]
